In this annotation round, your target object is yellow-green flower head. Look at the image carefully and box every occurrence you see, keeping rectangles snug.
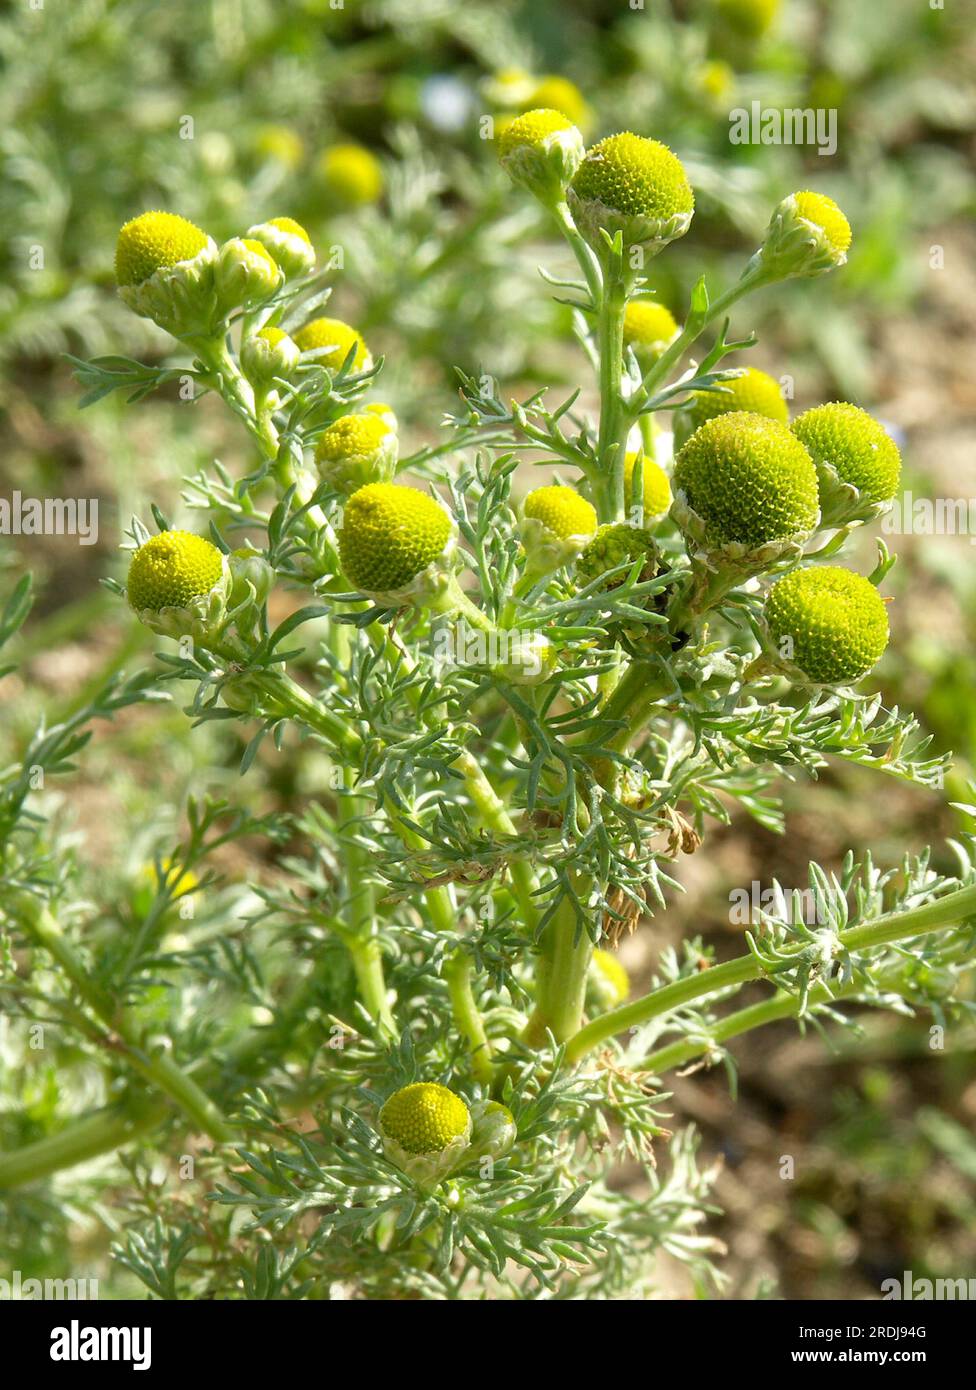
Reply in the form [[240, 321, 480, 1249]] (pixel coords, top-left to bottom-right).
[[317, 142, 384, 208], [576, 521, 659, 592], [759, 190, 852, 280], [293, 316, 372, 373], [623, 299, 678, 364], [240, 324, 301, 385], [694, 60, 735, 107], [215, 237, 282, 310], [245, 216, 315, 279], [115, 211, 212, 288], [497, 108, 584, 204], [792, 402, 901, 523], [623, 451, 672, 517], [315, 411, 398, 494], [689, 366, 789, 430], [568, 132, 694, 261], [339, 482, 454, 601], [763, 565, 889, 685], [115, 212, 218, 334], [591, 947, 630, 1006], [520, 484, 598, 574], [126, 531, 229, 638], [127, 531, 223, 612], [378, 1082, 473, 1185], [673, 412, 819, 551], [252, 124, 305, 171], [717, 0, 780, 40]]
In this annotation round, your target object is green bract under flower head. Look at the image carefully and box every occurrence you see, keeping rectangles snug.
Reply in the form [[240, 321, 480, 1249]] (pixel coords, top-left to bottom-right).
[[245, 216, 315, 279], [673, 412, 819, 550], [115, 212, 211, 287], [792, 402, 901, 524], [689, 366, 788, 429], [127, 531, 224, 613], [623, 451, 672, 518], [764, 565, 889, 685], [240, 325, 301, 385], [215, 237, 281, 309], [623, 300, 678, 363], [576, 521, 659, 592], [339, 482, 453, 599], [497, 107, 584, 203], [293, 316, 371, 372], [317, 143, 384, 208], [568, 132, 694, 260], [315, 410, 398, 493]]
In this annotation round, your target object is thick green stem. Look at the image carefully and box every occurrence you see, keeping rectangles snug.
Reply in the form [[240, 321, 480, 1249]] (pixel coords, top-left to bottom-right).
[[525, 883, 595, 1045], [565, 881, 976, 1065], [0, 1096, 169, 1190], [445, 953, 493, 1086]]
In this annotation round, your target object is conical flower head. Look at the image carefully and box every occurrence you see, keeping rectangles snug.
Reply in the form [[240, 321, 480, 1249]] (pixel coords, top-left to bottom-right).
[[792, 402, 901, 526], [623, 451, 672, 518], [689, 366, 788, 429], [339, 482, 454, 602], [577, 522, 660, 592], [293, 316, 371, 373], [115, 212, 217, 335], [497, 107, 584, 204], [568, 132, 694, 260], [245, 216, 315, 279], [315, 410, 398, 494], [623, 299, 678, 364], [672, 412, 819, 562], [763, 565, 889, 685], [378, 1082, 473, 1186], [759, 190, 852, 280], [520, 484, 597, 574], [115, 212, 211, 288], [126, 531, 228, 638]]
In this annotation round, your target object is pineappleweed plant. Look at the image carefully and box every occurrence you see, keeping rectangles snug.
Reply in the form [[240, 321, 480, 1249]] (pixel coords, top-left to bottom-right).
[[1, 112, 975, 1299]]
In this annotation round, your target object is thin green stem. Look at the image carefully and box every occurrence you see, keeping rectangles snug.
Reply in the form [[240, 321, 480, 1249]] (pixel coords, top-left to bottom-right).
[[565, 880, 976, 1065]]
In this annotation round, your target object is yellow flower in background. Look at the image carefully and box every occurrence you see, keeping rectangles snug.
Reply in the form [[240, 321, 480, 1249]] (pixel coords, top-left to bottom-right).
[[317, 142, 385, 209], [252, 124, 305, 171]]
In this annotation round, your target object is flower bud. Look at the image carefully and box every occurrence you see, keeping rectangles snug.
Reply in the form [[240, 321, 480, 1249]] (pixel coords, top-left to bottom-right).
[[314, 410, 398, 494], [338, 482, 455, 604], [491, 631, 557, 686], [576, 521, 660, 592], [245, 216, 315, 279], [757, 190, 852, 281], [115, 211, 218, 336], [791, 402, 901, 527], [762, 565, 889, 686], [240, 325, 301, 386], [316, 142, 384, 209], [466, 1100, 518, 1163], [622, 299, 678, 366], [519, 484, 598, 575], [568, 132, 694, 263], [497, 108, 584, 205], [228, 547, 275, 608], [215, 237, 282, 311], [675, 365, 788, 451], [293, 316, 372, 373], [672, 412, 819, 570], [623, 451, 672, 519], [126, 530, 229, 639], [378, 1082, 472, 1187]]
